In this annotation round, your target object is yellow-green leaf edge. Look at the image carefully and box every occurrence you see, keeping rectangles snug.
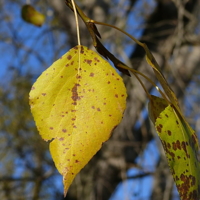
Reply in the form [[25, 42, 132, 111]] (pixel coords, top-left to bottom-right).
[[154, 99, 200, 199]]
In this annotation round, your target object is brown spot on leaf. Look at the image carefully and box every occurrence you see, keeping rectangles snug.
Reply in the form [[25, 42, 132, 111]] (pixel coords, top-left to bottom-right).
[[97, 108, 101, 111], [169, 151, 175, 159], [62, 129, 67, 133], [42, 93, 46, 96], [176, 140, 181, 150], [175, 176, 179, 181], [115, 94, 118, 98], [71, 83, 81, 104], [59, 137, 64, 141], [80, 46, 84, 54], [167, 143, 171, 149], [157, 124, 163, 133], [67, 55, 72, 60], [178, 174, 198, 199], [90, 72, 94, 77], [167, 130, 172, 136], [156, 126, 161, 133], [172, 142, 177, 151], [76, 75, 82, 79], [85, 59, 92, 65], [94, 57, 100, 62], [50, 127, 53, 130], [181, 141, 189, 157]]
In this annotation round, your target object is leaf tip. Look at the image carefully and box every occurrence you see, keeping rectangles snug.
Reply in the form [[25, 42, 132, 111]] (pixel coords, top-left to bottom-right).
[[64, 189, 68, 198]]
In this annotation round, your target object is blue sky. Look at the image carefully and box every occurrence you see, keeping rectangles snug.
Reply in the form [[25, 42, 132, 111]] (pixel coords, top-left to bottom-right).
[[1, 1, 200, 200], [110, 139, 159, 200], [0, 0, 165, 199]]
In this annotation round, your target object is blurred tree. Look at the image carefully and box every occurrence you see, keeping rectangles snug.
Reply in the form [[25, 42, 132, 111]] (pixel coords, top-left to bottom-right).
[[0, 0, 200, 200]]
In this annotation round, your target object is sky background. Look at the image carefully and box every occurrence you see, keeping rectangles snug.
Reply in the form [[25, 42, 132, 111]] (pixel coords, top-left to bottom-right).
[[1, 0, 200, 200]]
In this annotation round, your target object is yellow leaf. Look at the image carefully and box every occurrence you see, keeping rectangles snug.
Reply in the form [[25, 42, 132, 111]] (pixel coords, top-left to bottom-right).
[[21, 5, 45, 27], [29, 45, 127, 195]]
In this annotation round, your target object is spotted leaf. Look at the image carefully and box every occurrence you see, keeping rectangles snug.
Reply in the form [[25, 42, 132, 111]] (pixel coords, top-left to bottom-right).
[[29, 45, 127, 195], [149, 95, 200, 200]]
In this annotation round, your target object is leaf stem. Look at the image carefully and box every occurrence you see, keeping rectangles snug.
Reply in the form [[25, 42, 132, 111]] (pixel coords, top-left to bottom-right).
[[91, 20, 144, 47], [118, 63, 170, 104], [71, 0, 81, 46], [92, 20, 171, 103]]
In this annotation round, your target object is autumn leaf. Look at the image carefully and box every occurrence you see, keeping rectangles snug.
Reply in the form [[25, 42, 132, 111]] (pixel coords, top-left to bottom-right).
[[21, 5, 45, 27], [149, 95, 200, 200], [29, 45, 127, 195]]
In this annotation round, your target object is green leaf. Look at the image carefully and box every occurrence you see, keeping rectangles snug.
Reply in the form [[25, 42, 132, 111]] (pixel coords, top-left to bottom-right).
[[21, 5, 45, 27], [29, 45, 127, 195], [149, 95, 200, 200]]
